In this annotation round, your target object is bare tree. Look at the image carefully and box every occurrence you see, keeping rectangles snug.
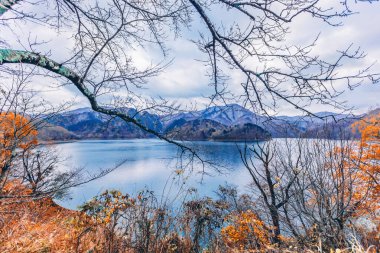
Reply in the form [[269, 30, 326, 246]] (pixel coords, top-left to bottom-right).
[[0, 0, 379, 209], [240, 140, 300, 244], [0, 77, 119, 201], [290, 138, 374, 249], [0, 0, 378, 145], [241, 137, 377, 249], [0, 74, 65, 185]]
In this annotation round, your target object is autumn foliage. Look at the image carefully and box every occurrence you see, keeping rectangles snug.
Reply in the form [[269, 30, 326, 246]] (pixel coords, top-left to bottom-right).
[[351, 112, 380, 201], [0, 112, 38, 177], [350, 113, 380, 244], [0, 181, 110, 252], [221, 210, 271, 251], [1, 111, 380, 252]]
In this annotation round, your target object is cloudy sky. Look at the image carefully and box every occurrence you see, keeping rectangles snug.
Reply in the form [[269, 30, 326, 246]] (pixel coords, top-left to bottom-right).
[[1, 0, 380, 116]]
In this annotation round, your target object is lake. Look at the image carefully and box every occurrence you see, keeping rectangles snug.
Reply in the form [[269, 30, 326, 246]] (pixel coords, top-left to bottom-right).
[[55, 139, 262, 210]]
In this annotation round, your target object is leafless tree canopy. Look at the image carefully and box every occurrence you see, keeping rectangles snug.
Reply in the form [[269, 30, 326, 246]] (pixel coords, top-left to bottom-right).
[[0, 0, 378, 146], [0, 81, 120, 200], [240, 138, 378, 248]]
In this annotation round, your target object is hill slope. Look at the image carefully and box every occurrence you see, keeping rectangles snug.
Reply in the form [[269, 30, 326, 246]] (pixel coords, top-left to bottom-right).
[[40, 105, 365, 141]]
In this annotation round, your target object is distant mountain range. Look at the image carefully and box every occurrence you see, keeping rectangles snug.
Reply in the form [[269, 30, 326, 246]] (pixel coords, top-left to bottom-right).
[[38, 104, 365, 141]]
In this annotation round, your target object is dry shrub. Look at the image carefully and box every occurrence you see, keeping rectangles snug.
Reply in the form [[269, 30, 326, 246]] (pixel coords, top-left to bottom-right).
[[221, 210, 271, 251], [0, 180, 107, 252], [158, 233, 193, 253]]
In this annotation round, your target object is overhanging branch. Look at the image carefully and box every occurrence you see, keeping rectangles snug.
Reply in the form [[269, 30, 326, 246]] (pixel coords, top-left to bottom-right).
[[0, 0, 21, 16], [0, 49, 201, 161]]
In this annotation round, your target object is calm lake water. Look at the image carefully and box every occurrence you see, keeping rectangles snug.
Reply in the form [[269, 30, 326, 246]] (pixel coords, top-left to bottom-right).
[[55, 139, 263, 210]]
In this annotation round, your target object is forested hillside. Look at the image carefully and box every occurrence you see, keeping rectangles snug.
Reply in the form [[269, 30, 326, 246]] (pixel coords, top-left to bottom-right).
[[41, 104, 361, 141]]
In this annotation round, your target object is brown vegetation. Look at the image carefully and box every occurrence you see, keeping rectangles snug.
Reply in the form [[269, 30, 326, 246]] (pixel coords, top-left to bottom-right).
[[1, 111, 380, 252]]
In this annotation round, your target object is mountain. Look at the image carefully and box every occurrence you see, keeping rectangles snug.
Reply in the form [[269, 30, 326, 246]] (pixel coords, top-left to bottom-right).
[[163, 104, 358, 139], [161, 104, 265, 129], [162, 104, 270, 140], [46, 108, 162, 139], [165, 119, 270, 141], [37, 124, 79, 141], [39, 104, 364, 141]]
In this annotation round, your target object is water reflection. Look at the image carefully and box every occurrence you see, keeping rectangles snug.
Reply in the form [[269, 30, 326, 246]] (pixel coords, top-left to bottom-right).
[[55, 139, 261, 210]]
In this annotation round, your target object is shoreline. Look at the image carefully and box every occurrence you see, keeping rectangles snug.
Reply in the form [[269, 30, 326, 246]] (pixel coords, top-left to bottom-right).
[[39, 135, 357, 145]]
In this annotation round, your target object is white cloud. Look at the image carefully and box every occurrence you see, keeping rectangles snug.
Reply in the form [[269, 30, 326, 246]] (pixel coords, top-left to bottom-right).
[[1, 1, 380, 115]]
